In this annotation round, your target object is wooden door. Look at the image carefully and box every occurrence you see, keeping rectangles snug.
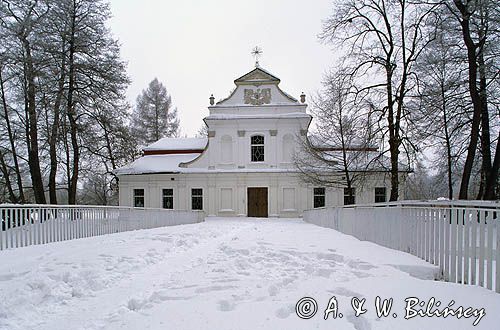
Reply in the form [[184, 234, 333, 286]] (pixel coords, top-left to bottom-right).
[[247, 188, 268, 218]]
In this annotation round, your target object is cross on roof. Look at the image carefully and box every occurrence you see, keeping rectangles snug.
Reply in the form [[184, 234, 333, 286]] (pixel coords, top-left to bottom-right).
[[251, 46, 263, 67]]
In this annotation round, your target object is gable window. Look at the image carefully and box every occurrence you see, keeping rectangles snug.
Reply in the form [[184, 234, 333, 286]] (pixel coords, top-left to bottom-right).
[[251, 135, 265, 162], [313, 188, 325, 208], [375, 187, 387, 203], [133, 189, 145, 207], [343, 187, 355, 205], [162, 189, 174, 209], [191, 188, 203, 210]]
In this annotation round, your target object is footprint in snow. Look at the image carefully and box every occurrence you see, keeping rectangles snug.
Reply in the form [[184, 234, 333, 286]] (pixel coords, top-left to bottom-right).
[[347, 312, 372, 330], [217, 299, 235, 311], [275, 304, 294, 319], [352, 271, 372, 279], [195, 285, 236, 294], [346, 260, 377, 271], [268, 285, 279, 296]]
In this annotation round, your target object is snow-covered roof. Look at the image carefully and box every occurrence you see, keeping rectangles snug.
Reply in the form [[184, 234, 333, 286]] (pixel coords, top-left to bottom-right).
[[115, 154, 201, 175], [142, 138, 208, 151], [234, 67, 280, 84], [213, 66, 300, 107]]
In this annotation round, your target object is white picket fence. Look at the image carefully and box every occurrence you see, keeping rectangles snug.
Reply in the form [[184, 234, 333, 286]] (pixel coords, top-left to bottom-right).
[[0, 204, 205, 250], [304, 200, 500, 293]]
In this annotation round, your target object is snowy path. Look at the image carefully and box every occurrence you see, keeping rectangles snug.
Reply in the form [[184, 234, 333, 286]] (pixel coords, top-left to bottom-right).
[[0, 218, 499, 330]]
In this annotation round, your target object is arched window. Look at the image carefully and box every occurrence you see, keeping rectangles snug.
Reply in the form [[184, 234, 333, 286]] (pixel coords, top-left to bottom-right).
[[220, 135, 233, 163], [282, 134, 294, 162], [251, 135, 265, 162]]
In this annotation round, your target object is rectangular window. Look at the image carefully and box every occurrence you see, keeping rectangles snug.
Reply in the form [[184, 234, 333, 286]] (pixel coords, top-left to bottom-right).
[[375, 187, 387, 203], [343, 187, 355, 205], [313, 187, 325, 208], [251, 135, 265, 162], [191, 188, 203, 210], [162, 188, 174, 209], [133, 189, 145, 207]]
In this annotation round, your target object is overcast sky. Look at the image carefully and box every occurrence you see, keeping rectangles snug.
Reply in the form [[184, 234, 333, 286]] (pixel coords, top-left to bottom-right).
[[108, 0, 335, 136]]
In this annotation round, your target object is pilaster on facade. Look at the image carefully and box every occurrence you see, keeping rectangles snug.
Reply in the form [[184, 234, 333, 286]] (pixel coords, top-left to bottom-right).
[[147, 182, 158, 208], [269, 176, 279, 217]]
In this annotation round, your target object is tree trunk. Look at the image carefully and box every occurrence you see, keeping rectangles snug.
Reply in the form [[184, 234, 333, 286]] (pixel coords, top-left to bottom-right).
[[66, 4, 79, 205], [477, 50, 492, 200], [22, 38, 46, 204], [103, 121, 117, 170], [63, 118, 72, 199], [338, 94, 352, 193], [455, 0, 483, 200], [484, 134, 499, 200], [386, 64, 399, 201], [441, 87, 453, 199], [48, 42, 67, 204], [0, 151, 18, 203], [0, 67, 25, 203]]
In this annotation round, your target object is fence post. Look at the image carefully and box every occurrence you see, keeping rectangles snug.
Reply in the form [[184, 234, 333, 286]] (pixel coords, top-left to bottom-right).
[[457, 209, 463, 284], [496, 211, 499, 293], [464, 208, 470, 284], [479, 210, 485, 287], [486, 211, 494, 290]]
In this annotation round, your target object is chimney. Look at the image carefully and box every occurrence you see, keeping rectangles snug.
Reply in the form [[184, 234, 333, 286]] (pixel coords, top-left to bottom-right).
[[209, 94, 215, 105], [300, 92, 306, 103]]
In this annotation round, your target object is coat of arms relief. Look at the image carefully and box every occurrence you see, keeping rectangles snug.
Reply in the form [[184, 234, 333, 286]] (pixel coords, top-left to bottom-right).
[[244, 88, 271, 105]]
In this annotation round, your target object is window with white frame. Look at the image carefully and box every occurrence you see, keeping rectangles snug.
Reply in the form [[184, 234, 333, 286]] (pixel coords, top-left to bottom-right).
[[313, 187, 325, 208], [133, 189, 145, 207], [251, 135, 265, 162], [191, 188, 203, 210], [162, 188, 173, 209]]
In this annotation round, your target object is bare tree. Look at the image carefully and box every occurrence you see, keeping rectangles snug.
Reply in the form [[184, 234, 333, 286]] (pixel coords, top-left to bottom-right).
[[414, 11, 471, 199], [0, 0, 49, 203], [320, 0, 439, 200], [196, 124, 208, 138], [296, 69, 375, 196], [0, 0, 132, 205], [58, 0, 129, 204], [444, 0, 500, 199], [0, 63, 25, 202]]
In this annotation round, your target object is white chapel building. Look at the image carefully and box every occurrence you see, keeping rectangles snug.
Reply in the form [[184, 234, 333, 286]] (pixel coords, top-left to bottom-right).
[[116, 66, 406, 217]]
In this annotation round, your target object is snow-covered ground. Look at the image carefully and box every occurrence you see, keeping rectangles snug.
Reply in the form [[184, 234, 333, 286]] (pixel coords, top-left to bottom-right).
[[0, 218, 499, 330]]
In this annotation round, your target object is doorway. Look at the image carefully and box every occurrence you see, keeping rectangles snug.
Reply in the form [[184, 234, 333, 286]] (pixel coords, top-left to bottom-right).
[[247, 187, 268, 217]]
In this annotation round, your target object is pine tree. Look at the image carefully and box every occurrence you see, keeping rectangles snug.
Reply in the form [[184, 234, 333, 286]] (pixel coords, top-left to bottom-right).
[[131, 78, 180, 145]]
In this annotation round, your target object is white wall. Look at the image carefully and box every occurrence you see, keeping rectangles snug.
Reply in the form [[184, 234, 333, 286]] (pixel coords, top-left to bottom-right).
[[118, 172, 397, 217]]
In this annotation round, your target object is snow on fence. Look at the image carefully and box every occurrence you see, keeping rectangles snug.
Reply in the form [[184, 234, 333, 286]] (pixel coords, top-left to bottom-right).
[[0, 205, 205, 250], [304, 200, 500, 293]]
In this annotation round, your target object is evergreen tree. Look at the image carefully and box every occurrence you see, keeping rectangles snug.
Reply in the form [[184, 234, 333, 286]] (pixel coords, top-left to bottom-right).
[[131, 78, 180, 145]]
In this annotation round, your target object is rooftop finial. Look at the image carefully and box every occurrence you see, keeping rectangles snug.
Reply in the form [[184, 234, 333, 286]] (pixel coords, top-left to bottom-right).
[[251, 46, 263, 68]]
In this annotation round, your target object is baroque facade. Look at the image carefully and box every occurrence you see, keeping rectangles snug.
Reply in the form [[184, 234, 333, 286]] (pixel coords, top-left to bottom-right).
[[116, 66, 407, 217]]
